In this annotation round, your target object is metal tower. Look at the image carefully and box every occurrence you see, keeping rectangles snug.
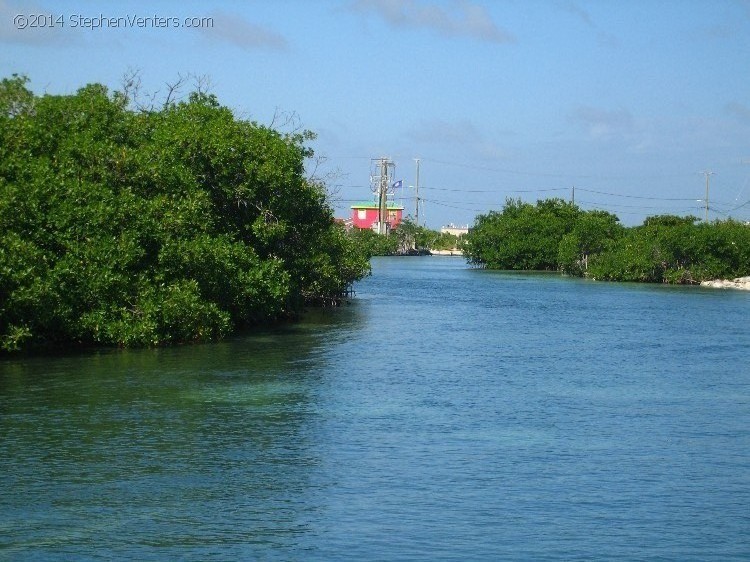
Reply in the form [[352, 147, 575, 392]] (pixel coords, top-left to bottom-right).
[[370, 157, 396, 235]]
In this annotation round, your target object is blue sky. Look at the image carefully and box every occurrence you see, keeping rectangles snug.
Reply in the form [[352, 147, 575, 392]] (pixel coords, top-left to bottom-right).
[[2, 0, 750, 227]]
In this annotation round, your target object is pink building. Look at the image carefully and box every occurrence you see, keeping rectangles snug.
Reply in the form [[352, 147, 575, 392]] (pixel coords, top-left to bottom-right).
[[351, 202, 404, 230]]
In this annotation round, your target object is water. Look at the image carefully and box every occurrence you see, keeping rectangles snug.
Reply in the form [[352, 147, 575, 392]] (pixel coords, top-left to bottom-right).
[[2, 257, 749, 560]]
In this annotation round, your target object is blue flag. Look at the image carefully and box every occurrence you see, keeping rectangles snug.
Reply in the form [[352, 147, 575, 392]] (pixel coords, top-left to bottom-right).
[[392, 180, 403, 189]]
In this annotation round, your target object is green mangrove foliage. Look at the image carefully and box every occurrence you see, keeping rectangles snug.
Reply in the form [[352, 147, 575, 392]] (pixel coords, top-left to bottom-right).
[[347, 218, 463, 257], [588, 215, 750, 283], [389, 218, 461, 254], [0, 75, 370, 352], [464, 198, 617, 270], [464, 198, 750, 283], [347, 227, 400, 257]]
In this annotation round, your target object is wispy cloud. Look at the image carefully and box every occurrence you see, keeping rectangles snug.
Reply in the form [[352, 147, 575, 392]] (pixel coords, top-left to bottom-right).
[[555, 1, 619, 48], [725, 101, 750, 124], [349, 0, 515, 44], [200, 10, 288, 51], [556, 0, 593, 27], [570, 106, 634, 141], [567, 108, 740, 155], [596, 32, 619, 48], [405, 118, 511, 160], [0, 0, 74, 45], [406, 117, 482, 143], [697, 24, 735, 40]]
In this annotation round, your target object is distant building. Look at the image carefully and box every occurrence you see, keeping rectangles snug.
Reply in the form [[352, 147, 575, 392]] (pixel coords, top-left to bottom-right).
[[440, 224, 469, 237], [351, 201, 404, 231], [334, 217, 354, 231]]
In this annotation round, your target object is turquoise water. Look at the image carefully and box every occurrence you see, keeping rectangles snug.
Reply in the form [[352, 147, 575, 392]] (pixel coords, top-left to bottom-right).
[[2, 257, 750, 560]]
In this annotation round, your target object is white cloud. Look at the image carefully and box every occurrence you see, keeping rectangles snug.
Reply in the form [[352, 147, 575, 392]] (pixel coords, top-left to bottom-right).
[[555, 1, 619, 48], [725, 101, 750, 124], [200, 10, 288, 51], [349, 0, 515, 44], [406, 117, 481, 143], [556, 1, 593, 27], [405, 117, 511, 160], [0, 0, 74, 45], [697, 24, 735, 40], [570, 106, 634, 140]]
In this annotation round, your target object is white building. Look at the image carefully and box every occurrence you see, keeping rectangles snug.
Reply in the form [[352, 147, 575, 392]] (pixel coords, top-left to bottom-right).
[[440, 224, 469, 237]]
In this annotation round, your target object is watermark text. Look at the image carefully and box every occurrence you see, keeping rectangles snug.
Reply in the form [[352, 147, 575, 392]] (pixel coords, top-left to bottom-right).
[[13, 13, 214, 31]]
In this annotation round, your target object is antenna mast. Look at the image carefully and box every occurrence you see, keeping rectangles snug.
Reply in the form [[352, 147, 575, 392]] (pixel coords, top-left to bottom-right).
[[370, 157, 395, 234]]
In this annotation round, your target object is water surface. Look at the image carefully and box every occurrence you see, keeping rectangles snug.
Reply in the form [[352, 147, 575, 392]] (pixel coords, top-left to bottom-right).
[[2, 257, 749, 560]]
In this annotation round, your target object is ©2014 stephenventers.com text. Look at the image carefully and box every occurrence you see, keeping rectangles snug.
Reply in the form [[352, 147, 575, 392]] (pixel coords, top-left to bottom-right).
[[12, 13, 214, 30]]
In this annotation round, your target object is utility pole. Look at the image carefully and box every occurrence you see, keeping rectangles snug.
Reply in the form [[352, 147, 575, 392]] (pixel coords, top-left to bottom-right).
[[414, 158, 420, 227], [702, 170, 714, 222], [571, 185, 575, 205], [371, 157, 395, 235], [378, 158, 388, 235]]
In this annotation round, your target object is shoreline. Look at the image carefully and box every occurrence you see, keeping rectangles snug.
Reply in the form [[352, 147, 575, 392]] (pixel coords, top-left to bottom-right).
[[700, 276, 750, 291], [430, 249, 464, 256]]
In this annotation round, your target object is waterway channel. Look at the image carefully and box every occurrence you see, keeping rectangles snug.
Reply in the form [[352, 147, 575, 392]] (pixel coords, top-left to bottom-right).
[[2, 257, 749, 560]]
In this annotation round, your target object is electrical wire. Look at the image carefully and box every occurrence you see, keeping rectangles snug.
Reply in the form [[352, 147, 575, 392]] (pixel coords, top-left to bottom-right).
[[419, 186, 568, 194], [418, 157, 696, 181], [326, 160, 750, 221], [574, 187, 698, 202]]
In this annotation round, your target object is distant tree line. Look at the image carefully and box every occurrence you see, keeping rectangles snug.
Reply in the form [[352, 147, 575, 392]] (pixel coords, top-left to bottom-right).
[[0, 75, 370, 353], [348, 218, 462, 257], [463, 198, 750, 283]]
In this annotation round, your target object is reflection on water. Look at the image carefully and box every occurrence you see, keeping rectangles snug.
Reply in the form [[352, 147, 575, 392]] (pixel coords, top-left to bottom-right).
[[2, 257, 750, 560], [0, 304, 364, 560]]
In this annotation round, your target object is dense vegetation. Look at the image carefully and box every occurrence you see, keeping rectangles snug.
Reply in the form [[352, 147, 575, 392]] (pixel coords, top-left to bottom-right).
[[464, 198, 621, 270], [347, 227, 400, 257], [587, 215, 750, 283], [0, 75, 370, 352], [464, 198, 750, 283], [397, 219, 462, 252], [348, 218, 462, 257]]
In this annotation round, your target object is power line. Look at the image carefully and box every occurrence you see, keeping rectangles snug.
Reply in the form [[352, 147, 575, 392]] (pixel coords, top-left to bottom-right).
[[339, 182, 700, 202], [574, 199, 697, 211], [701, 170, 715, 222], [420, 198, 492, 213], [576, 206, 701, 217], [574, 187, 697, 201], [726, 198, 750, 212], [420, 157, 574, 179], [418, 157, 696, 181], [330, 161, 750, 222], [420, 186, 568, 194]]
